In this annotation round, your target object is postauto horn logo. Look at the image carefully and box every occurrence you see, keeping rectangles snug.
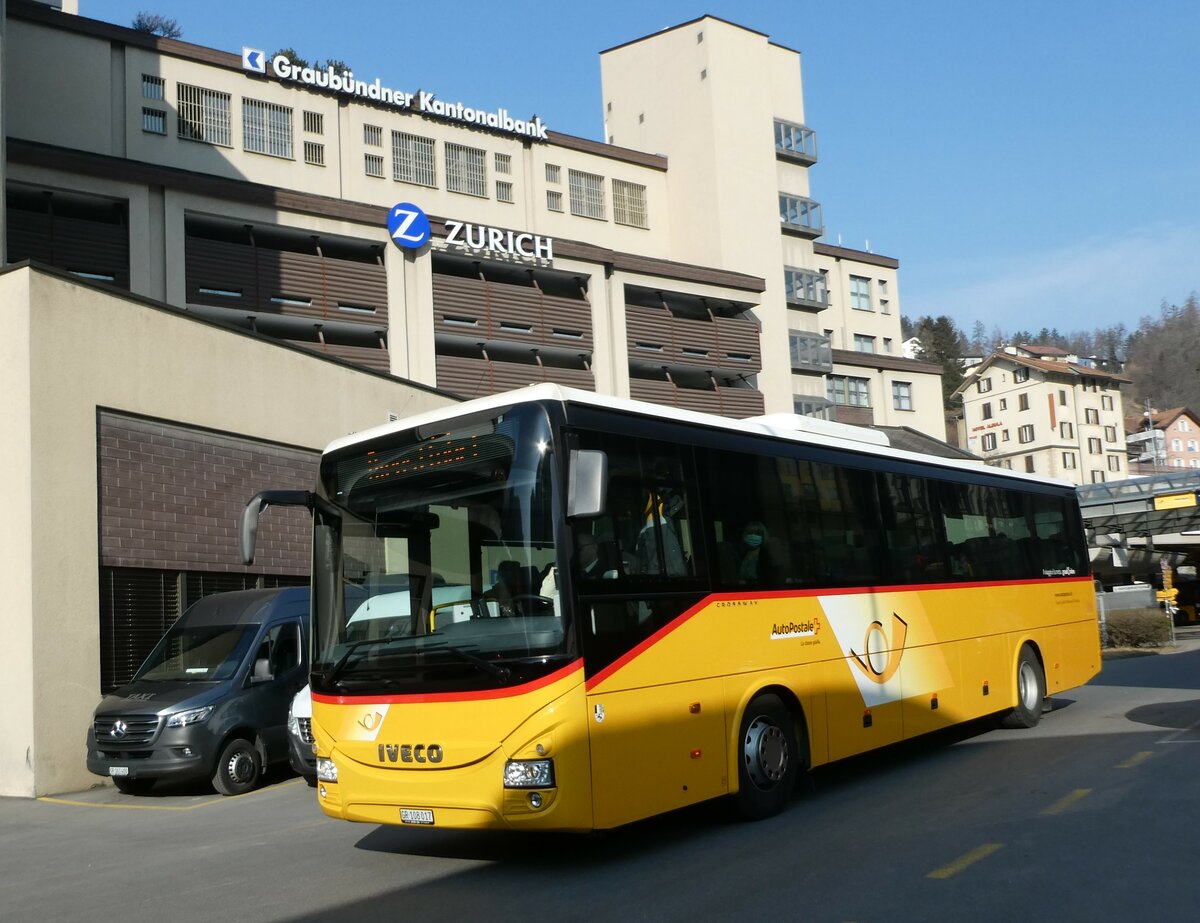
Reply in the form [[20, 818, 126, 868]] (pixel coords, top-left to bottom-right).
[[388, 203, 432, 251]]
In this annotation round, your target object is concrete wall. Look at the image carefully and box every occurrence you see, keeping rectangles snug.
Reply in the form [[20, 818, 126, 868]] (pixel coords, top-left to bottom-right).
[[0, 266, 455, 796]]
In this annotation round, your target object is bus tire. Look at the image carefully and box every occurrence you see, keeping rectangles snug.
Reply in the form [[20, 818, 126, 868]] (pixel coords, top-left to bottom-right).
[[1001, 645, 1045, 729], [212, 737, 262, 796], [733, 694, 799, 820]]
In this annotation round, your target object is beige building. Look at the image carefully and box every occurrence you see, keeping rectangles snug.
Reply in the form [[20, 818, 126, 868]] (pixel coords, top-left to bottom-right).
[[953, 345, 1131, 485], [0, 3, 949, 796]]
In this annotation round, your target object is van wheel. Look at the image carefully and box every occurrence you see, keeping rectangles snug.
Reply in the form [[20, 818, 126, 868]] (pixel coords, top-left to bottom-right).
[[112, 776, 154, 795], [212, 738, 261, 796], [1001, 645, 1046, 729], [733, 694, 800, 820]]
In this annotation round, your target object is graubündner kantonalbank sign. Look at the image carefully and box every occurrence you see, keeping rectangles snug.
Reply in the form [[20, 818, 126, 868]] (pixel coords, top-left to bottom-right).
[[242, 47, 550, 141]]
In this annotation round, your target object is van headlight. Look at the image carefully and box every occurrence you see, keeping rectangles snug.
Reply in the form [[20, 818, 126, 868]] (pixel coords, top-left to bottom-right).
[[287, 706, 299, 738], [503, 759, 555, 789], [166, 706, 213, 728], [317, 757, 338, 783]]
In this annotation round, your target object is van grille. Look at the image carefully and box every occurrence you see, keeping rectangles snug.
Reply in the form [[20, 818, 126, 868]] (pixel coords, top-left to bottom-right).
[[297, 717, 314, 745], [93, 714, 161, 747]]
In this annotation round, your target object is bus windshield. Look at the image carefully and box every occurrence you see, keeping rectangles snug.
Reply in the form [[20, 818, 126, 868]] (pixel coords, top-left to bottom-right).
[[310, 403, 570, 696]]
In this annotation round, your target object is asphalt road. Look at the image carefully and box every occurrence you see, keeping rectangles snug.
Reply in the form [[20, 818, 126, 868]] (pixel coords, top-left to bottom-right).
[[4, 643, 1199, 923]]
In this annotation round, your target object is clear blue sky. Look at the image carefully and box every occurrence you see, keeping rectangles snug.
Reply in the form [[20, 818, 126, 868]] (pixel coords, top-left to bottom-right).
[[83, 1, 1200, 337]]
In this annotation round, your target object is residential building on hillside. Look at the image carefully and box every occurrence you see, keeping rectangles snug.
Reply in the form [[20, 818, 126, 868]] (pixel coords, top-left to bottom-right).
[[1125, 407, 1200, 472], [952, 346, 1131, 485]]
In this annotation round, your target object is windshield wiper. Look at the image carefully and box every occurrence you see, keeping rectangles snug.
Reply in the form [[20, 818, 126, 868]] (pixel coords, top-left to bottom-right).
[[413, 643, 511, 684], [322, 637, 409, 685]]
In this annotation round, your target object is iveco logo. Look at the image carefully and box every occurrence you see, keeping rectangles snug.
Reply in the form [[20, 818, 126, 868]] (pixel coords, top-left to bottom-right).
[[377, 743, 443, 764], [110, 720, 129, 740]]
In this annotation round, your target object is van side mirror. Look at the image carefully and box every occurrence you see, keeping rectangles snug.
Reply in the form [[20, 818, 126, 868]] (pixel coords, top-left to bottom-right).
[[567, 449, 607, 518], [249, 658, 273, 684]]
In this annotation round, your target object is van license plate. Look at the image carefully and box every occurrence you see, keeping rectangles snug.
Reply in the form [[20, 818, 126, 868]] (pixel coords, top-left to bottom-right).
[[400, 808, 434, 825], [108, 766, 130, 777]]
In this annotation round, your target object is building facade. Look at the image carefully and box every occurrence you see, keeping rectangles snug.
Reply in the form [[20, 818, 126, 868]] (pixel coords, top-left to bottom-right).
[[1125, 407, 1200, 473], [953, 346, 1131, 485]]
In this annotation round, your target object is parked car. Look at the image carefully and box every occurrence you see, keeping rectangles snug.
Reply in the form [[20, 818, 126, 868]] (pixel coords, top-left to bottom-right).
[[86, 586, 309, 795], [287, 684, 316, 786]]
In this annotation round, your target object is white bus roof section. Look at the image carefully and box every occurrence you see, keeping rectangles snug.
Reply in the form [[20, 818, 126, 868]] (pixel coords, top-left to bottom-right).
[[324, 384, 1071, 489]]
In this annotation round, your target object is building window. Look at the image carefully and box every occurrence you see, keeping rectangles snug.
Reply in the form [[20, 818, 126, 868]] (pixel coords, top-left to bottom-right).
[[981, 402, 993, 420], [1101, 395, 1114, 410], [177, 83, 231, 146], [1061, 421, 1074, 438], [303, 111, 323, 134], [783, 267, 827, 305], [1085, 408, 1100, 424], [1108, 455, 1121, 472], [1018, 424, 1035, 444], [546, 190, 563, 212], [142, 107, 166, 134], [1104, 426, 1117, 443], [854, 334, 876, 353], [1059, 390, 1068, 405], [364, 124, 383, 146], [495, 152, 512, 175], [304, 140, 325, 166], [364, 153, 384, 178], [982, 433, 997, 451], [779, 194, 822, 234], [1179, 418, 1192, 433], [1002, 429, 1011, 442], [850, 275, 872, 311], [892, 381, 912, 411], [496, 180, 514, 203], [828, 375, 870, 407], [1087, 437, 1102, 454], [613, 179, 648, 228], [569, 169, 606, 219], [1014, 367, 1030, 383], [1062, 452, 1077, 469], [1189, 439, 1199, 452], [243, 98, 293, 159], [999, 398, 1008, 411], [446, 142, 488, 197], [883, 337, 893, 353], [879, 299, 890, 315], [392, 131, 437, 187], [1025, 457, 1036, 473], [545, 163, 561, 184], [1172, 438, 1183, 451], [142, 74, 165, 99], [1018, 393, 1030, 411], [1090, 470, 1105, 484], [977, 377, 993, 393]]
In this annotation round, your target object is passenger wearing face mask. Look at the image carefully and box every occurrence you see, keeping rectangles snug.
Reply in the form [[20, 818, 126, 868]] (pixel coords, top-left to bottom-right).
[[738, 521, 774, 584]]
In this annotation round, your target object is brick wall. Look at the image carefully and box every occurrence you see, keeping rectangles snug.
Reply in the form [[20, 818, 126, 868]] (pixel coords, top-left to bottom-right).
[[97, 412, 318, 576]]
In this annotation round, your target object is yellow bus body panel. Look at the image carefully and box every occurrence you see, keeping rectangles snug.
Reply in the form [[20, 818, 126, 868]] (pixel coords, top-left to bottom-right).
[[315, 578, 1099, 831]]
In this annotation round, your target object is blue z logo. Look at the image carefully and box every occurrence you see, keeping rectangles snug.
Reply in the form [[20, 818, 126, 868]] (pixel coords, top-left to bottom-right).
[[387, 203, 432, 250]]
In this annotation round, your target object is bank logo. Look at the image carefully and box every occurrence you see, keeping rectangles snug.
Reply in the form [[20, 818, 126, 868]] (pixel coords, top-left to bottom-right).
[[388, 203, 432, 250], [242, 47, 266, 74]]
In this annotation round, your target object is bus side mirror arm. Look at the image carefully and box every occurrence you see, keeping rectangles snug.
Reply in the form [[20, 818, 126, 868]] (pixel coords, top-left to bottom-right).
[[239, 490, 340, 564], [567, 449, 607, 518]]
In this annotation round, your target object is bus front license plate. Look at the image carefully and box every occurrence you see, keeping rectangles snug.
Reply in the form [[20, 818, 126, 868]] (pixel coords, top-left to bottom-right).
[[400, 808, 434, 825], [108, 766, 129, 777]]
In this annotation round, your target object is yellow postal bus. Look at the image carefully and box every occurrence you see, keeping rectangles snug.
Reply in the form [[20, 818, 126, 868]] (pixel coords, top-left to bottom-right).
[[240, 384, 1099, 831]]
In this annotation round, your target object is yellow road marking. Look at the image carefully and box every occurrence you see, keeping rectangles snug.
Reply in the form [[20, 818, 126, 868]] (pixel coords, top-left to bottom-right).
[[37, 778, 302, 811], [927, 843, 1003, 880], [1041, 788, 1091, 815], [1115, 751, 1154, 769]]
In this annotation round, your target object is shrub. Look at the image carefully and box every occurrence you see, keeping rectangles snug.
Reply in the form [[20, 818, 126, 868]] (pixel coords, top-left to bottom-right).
[[1104, 608, 1173, 649]]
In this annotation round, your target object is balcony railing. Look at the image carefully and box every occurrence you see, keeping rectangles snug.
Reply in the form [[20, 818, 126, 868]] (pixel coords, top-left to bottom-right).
[[779, 194, 823, 239], [784, 266, 828, 311], [774, 119, 817, 166], [789, 331, 832, 373]]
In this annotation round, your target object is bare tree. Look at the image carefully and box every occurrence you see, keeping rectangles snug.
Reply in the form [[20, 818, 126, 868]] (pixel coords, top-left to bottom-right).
[[131, 12, 183, 39]]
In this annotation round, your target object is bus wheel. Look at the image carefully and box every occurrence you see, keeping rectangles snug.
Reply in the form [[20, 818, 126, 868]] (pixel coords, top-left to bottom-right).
[[734, 694, 799, 820], [1001, 646, 1046, 729], [212, 738, 262, 796]]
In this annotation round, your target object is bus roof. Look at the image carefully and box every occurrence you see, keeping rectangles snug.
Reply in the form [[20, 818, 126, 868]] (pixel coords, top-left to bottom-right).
[[324, 384, 1074, 490]]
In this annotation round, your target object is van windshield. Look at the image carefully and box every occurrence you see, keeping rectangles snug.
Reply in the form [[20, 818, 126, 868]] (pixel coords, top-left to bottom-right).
[[134, 624, 258, 682]]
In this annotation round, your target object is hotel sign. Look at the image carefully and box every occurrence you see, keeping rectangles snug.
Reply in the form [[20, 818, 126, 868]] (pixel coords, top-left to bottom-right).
[[243, 47, 549, 141]]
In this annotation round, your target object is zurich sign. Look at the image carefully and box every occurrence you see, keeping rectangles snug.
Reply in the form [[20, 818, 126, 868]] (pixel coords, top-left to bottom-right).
[[387, 203, 432, 251]]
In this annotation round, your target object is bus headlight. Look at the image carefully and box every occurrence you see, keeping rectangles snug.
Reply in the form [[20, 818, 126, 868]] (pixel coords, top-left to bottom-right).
[[166, 706, 213, 728], [316, 758, 338, 783], [503, 759, 555, 789]]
